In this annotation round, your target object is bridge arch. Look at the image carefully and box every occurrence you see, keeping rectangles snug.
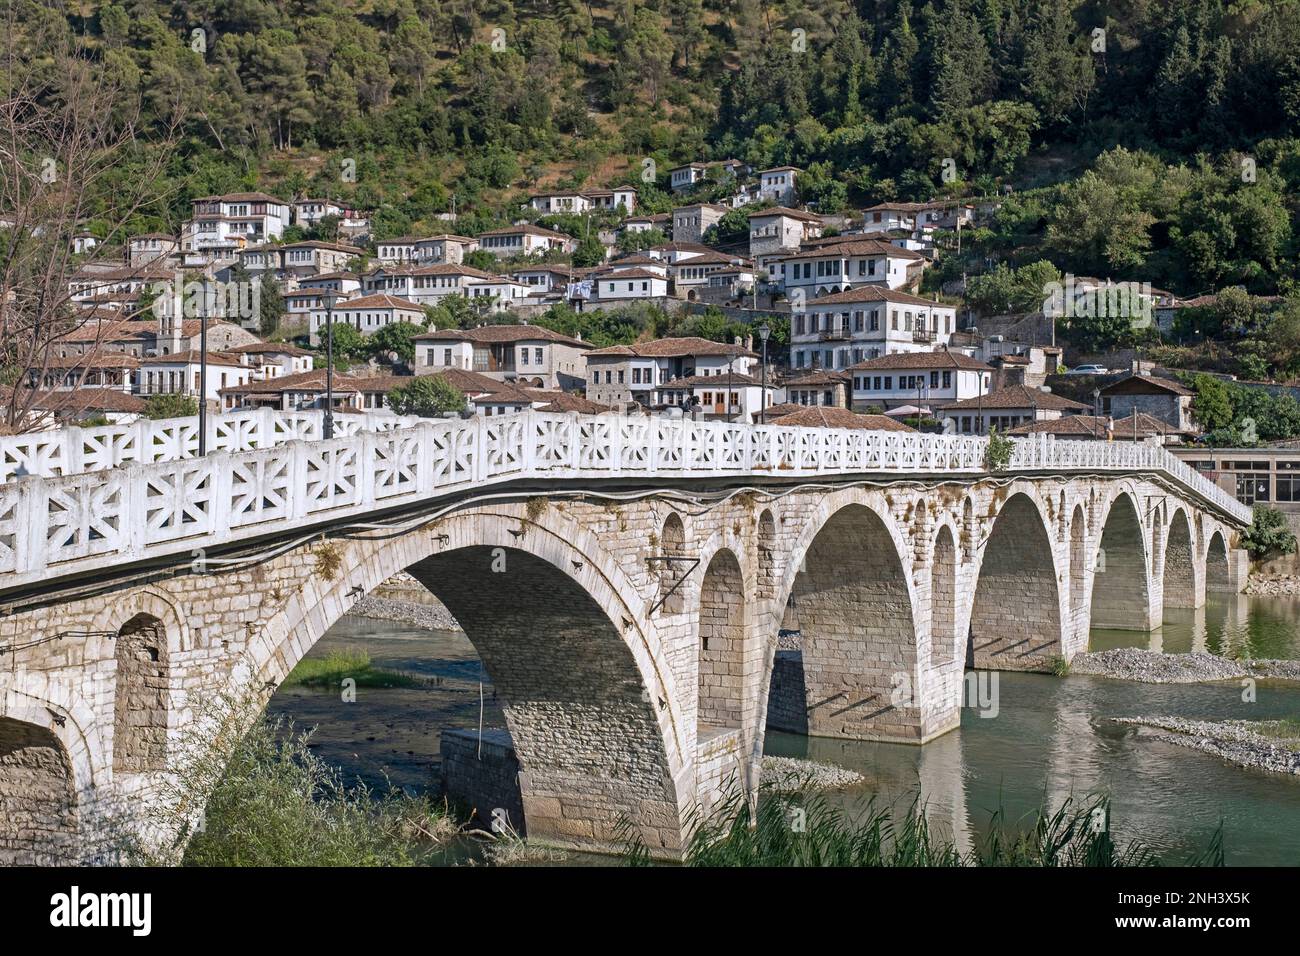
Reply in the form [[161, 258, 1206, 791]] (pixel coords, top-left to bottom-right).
[[249, 505, 692, 856], [777, 497, 920, 740], [929, 524, 958, 667], [1162, 508, 1198, 610], [1091, 490, 1154, 630], [1206, 530, 1232, 592], [968, 491, 1063, 669], [698, 549, 747, 734]]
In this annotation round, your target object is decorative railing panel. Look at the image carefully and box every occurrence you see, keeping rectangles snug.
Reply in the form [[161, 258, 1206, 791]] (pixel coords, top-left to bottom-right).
[[0, 409, 1250, 589]]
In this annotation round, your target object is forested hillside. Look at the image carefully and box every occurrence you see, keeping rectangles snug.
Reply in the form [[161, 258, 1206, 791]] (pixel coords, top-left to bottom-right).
[[11, 0, 1300, 298]]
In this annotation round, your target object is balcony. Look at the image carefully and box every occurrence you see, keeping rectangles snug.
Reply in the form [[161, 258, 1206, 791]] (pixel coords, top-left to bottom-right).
[[818, 328, 850, 341]]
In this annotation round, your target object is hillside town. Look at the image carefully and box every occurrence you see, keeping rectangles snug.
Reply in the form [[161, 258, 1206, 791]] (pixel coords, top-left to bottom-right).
[[15, 173, 1241, 454]]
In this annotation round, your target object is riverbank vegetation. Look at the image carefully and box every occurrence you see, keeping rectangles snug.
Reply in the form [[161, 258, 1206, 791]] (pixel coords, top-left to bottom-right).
[[625, 789, 1223, 867], [182, 715, 458, 866], [281, 647, 428, 689]]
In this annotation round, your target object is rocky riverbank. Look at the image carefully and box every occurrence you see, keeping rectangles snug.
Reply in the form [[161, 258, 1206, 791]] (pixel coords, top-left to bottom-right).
[[348, 594, 462, 631], [1113, 716, 1300, 776], [1070, 647, 1300, 683], [760, 756, 864, 793], [1244, 573, 1300, 597]]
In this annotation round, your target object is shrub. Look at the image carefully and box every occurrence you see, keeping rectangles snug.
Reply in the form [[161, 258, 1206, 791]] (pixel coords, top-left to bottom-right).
[[1242, 505, 1297, 559], [983, 427, 1014, 471], [387, 376, 467, 417], [143, 394, 199, 420]]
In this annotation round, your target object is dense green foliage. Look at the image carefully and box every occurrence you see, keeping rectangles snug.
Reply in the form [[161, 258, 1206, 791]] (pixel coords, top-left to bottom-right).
[[143, 393, 199, 419], [387, 375, 468, 416], [1187, 373, 1300, 444], [179, 715, 454, 866], [13, 1, 1293, 295], [1242, 505, 1298, 559]]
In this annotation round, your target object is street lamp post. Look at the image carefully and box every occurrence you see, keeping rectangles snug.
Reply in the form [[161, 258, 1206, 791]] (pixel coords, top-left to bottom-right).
[[758, 323, 771, 424], [198, 280, 210, 455], [324, 290, 338, 438]]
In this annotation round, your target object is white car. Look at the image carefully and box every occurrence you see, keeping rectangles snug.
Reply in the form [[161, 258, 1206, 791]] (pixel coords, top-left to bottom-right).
[[1066, 364, 1109, 375]]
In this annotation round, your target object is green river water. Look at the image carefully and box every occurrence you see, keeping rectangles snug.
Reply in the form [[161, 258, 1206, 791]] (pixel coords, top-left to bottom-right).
[[269, 592, 1300, 866]]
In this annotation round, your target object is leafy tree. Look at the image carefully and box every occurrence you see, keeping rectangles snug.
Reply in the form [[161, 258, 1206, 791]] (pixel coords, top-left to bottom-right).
[[367, 321, 424, 364], [1190, 374, 1233, 432], [319, 321, 367, 362], [387, 376, 467, 417], [144, 394, 199, 420], [1242, 506, 1297, 559]]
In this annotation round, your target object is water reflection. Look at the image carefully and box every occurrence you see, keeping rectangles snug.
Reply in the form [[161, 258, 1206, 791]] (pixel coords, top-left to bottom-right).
[[768, 671, 1300, 865], [1090, 592, 1300, 659]]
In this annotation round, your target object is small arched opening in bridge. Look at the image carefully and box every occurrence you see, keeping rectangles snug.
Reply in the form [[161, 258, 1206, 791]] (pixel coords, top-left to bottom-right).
[[658, 512, 687, 614], [960, 498, 975, 560], [0, 717, 77, 865], [787, 504, 918, 740], [1090, 493, 1153, 631], [929, 525, 957, 667], [113, 613, 170, 774], [1163, 509, 1198, 611], [969, 493, 1062, 670], [757, 509, 777, 601], [1206, 531, 1232, 592], [1069, 505, 1088, 618], [697, 549, 747, 734]]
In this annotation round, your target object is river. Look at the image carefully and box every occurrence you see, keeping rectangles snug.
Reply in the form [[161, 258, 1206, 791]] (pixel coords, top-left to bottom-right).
[[268, 593, 1300, 865]]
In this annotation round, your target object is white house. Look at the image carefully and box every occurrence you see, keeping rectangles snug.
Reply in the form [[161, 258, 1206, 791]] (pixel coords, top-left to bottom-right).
[[292, 198, 346, 226], [778, 238, 928, 300], [463, 277, 532, 312], [226, 342, 315, 381], [669, 163, 712, 192], [935, 384, 1090, 435], [658, 372, 777, 422], [584, 336, 757, 408], [307, 293, 425, 345], [476, 224, 575, 258], [413, 234, 478, 265], [790, 286, 960, 371], [279, 241, 364, 278], [361, 263, 500, 307], [298, 272, 361, 296], [758, 167, 799, 205], [375, 237, 421, 263], [621, 212, 671, 235], [672, 250, 749, 298], [593, 267, 670, 301], [848, 350, 991, 412], [139, 350, 254, 404], [181, 192, 291, 263], [284, 286, 357, 323]]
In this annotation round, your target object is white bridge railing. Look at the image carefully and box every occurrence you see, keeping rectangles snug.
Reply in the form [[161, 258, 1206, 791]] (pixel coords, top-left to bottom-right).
[[0, 407, 417, 485], [0, 409, 1249, 591]]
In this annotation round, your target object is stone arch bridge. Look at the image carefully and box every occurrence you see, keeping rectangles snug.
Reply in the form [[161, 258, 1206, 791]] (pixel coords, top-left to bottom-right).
[[0, 408, 1249, 862]]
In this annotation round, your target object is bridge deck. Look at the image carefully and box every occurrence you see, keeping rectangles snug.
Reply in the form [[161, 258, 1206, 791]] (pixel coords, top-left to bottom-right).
[[0, 408, 1249, 598]]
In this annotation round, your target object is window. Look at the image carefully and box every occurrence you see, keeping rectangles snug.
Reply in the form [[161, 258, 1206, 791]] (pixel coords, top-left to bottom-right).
[[942, 371, 951, 389], [520, 348, 530, 365], [443, 348, 452, 365], [1277, 462, 1300, 501], [618, 370, 625, 384], [535, 347, 543, 364], [1237, 474, 1270, 504]]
